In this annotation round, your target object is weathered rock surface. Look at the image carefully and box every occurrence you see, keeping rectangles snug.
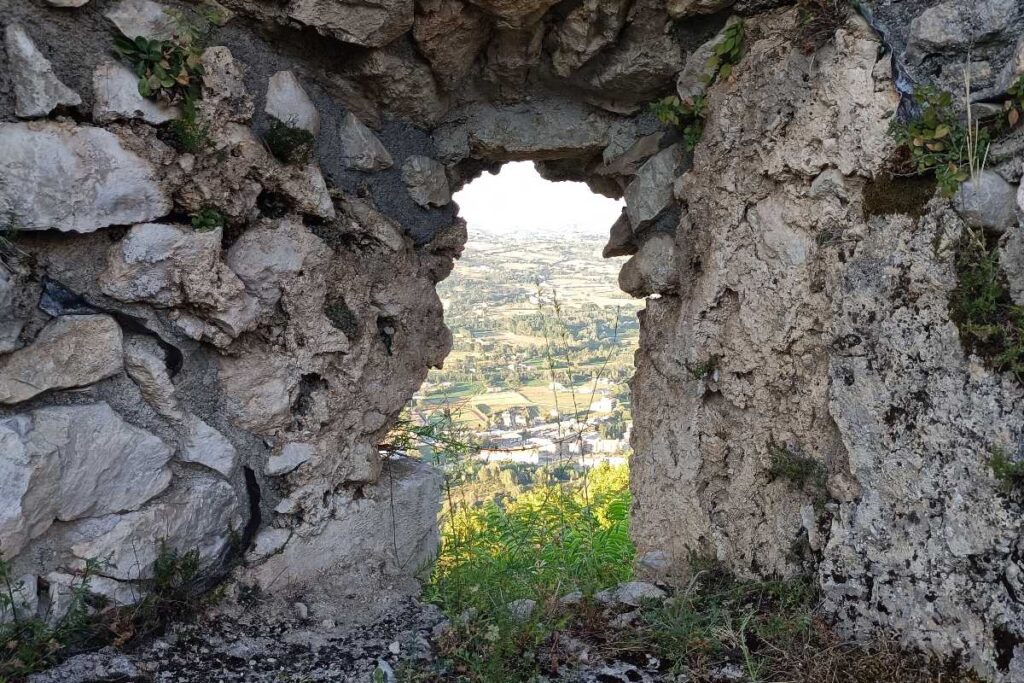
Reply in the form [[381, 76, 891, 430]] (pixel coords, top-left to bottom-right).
[[0, 122, 171, 233], [412, 0, 491, 90], [5, 24, 81, 119], [0, 315, 123, 405], [265, 70, 320, 134], [92, 60, 179, 124], [667, 0, 736, 18], [907, 0, 1017, 63], [26, 648, 142, 683], [266, 442, 315, 476], [953, 170, 1018, 234], [618, 233, 679, 297], [337, 112, 393, 171], [67, 474, 241, 580], [181, 416, 238, 477], [401, 155, 451, 207], [104, 0, 176, 41], [466, 0, 559, 29], [551, 0, 631, 78], [99, 223, 259, 346], [199, 47, 254, 123], [286, 0, 414, 48], [0, 402, 173, 557], [624, 145, 682, 228]]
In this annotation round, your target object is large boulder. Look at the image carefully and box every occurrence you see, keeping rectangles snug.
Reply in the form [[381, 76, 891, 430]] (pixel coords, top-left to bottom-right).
[[624, 144, 683, 229], [907, 0, 1018, 64], [953, 170, 1018, 234], [5, 24, 81, 119], [0, 122, 171, 233], [0, 315, 123, 405], [0, 403, 173, 557], [618, 233, 679, 297]]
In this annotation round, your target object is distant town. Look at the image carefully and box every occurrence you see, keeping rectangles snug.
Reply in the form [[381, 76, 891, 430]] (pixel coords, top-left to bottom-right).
[[410, 229, 641, 478]]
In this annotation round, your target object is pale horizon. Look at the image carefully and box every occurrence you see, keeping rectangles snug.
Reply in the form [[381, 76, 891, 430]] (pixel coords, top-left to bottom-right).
[[453, 161, 624, 238]]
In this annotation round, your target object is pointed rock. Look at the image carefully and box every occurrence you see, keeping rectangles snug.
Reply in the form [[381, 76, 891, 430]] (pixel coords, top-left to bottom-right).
[[401, 155, 451, 207], [5, 24, 81, 119], [338, 112, 393, 171], [265, 71, 320, 135], [104, 0, 176, 40]]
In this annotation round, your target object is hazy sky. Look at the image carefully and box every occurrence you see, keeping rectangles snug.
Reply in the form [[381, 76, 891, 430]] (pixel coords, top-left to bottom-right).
[[454, 161, 624, 236]]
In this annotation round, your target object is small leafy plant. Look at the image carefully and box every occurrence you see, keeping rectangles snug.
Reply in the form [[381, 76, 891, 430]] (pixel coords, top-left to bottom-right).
[[113, 33, 203, 104], [1005, 75, 1024, 128], [264, 119, 315, 165], [890, 86, 990, 197], [190, 207, 225, 232], [651, 94, 706, 151], [704, 20, 745, 84]]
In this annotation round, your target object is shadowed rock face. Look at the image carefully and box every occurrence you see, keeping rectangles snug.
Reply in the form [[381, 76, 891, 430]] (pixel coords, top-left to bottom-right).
[[2, 0, 1024, 677]]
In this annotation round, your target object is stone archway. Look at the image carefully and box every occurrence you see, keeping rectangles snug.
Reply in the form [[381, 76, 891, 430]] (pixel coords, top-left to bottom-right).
[[2, 0, 1024, 677]]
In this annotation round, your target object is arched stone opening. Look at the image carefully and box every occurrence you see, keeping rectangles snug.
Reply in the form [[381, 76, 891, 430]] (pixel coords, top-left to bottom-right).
[[1, 0, 1024, 677]]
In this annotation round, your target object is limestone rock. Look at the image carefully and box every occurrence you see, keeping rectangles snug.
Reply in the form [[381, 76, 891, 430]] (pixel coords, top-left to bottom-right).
[[226, 216, 329, 308], [346, 48, 448, 127], [402, 156, 451, 207], [953, 171, 1018, 234], [266, 442, 315, 476], [5, 24, 81, 119], [676, 22, 734, 103], [99, 223, 259, 346], [666, 0, 736, 19], [0, 315, 123, 405], [907, 0, 1017, 64], [200, 47, 254, 123], [576, 0, 683, 103], [507, 598, 536, 622], [550, 0, 631, 78], [0, 122, 172, 233], [997, 36, 1024, 93], [339, 197, 410, 252], [338, 112, 393, 171], [0, 403, 173, 557], [46, 0, 91, 6], [466, 0, 559, 29], [624, 144, 682, 229], [266, 71, 320, 134], [181, 416, 237, 477], [25, 648, 142, 683], [67, 474, 241, 581], [92, 60, 180, 124], [0, 265, 24, 354], [1002, 223, 1024, 307], [218, 352, 297, 433], [123, 334, 182, 421], [286, 0, 413, 48], [104, 0, 176, 40], [248, 527, 291, 560], [612, 581, 667, 606], [603, 211, 638, 258], [250, 457, 441, 590], [618, 233, 679, 298], [482, 25, 545, 99], [412, 0, 491, 90]]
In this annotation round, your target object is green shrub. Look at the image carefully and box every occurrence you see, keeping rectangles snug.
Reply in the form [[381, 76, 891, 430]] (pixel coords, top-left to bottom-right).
[[190, 206, 225, 232], [949, 229, 1024, 380], [264, 119, 315, 165], [890, 86, 990, 197], [113, 8, 206, 106], [990, 447, 1024, 492], [704, 20, 744, 83]]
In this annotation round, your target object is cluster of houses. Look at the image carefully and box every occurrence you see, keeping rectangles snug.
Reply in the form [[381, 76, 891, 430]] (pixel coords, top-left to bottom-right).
[[476, 419, 631, 467]]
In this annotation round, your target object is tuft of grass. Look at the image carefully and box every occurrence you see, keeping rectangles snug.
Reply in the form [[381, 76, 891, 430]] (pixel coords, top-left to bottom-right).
[[685, 355, 718, 381], [990, 447, 1024, 492], [190, 206, 225, 232], [264, 119, 315, 165], [768, 442, 827, 490], [949, 228, 1024, 380], [796, 0, 851, 54]]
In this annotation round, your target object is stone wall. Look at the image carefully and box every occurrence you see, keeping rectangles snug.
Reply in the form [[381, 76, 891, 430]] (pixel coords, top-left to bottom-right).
[[1, 0, 1024, 678]]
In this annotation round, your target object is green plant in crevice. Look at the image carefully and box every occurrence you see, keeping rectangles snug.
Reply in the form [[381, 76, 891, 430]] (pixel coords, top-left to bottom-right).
[[704, 20, 745, 84], [890, 86, 990, 197], [990, 447, 1024, 492], [190, 206, 226, 232], [264, 118, 315, 166], [1004, 75, 1024, 128], [949, 228, 1024, 380], [768, 442, 828, 505], [169, 97, 210, 153], [113, 15, 205, 106]]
